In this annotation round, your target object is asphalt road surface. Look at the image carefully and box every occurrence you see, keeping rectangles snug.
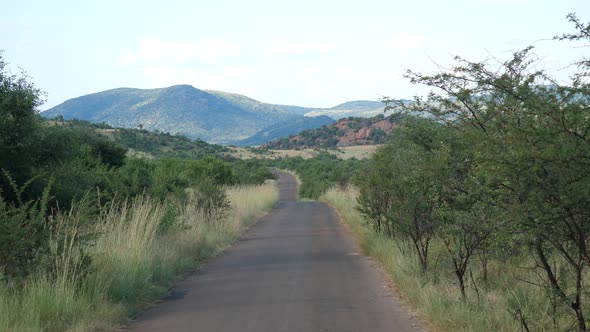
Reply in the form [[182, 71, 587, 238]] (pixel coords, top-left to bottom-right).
[[128, 171, 420, 332]]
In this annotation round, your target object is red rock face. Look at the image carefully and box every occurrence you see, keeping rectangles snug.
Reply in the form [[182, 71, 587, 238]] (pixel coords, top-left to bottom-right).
[[263, 116, 398, 149], [336, 120, 396, 147], [372, 119, 396, 131], [335, 120, 350, 131]]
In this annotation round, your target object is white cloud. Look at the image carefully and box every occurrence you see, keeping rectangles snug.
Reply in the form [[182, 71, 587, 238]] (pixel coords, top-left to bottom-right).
[[119, 37, 241, 65], [385, 32, 426, 50], [142, 65, 198, 87], [117, 52, 138, 65], [269, 40, 333, 56]]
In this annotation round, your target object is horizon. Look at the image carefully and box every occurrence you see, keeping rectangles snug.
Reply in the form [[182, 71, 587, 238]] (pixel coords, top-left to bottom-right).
[[38, 83, 392, 112], [2, 0, 589, 111]]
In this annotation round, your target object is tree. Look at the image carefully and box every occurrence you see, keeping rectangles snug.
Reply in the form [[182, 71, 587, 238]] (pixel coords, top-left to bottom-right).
[[358, 117, 444, 273], [385, 14, 590, 330], [0, 51, 45, 203]]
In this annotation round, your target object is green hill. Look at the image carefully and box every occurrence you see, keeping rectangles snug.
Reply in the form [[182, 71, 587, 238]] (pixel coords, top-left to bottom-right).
[[42, 86, 403, 145], [43, 85, 301, 144], [233, 115, 335, 146], [288, 100, 391, 119], [54, 119, 230, 159]]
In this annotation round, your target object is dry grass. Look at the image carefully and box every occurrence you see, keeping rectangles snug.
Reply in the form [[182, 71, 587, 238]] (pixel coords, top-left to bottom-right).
[[226, 145, 379, 160], [0, 181, 278, 331], [321, 186, 575, 332]]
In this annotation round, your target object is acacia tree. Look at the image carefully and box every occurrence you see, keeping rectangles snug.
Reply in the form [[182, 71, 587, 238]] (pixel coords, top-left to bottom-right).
[[358, 117, 445, 273], [386, 15, 590, 330]]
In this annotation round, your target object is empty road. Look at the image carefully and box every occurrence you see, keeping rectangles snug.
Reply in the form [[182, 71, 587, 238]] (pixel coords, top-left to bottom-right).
[[129, 171, 420, 332]]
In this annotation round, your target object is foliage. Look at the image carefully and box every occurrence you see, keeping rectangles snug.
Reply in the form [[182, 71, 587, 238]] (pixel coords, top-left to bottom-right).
[[0, 173, 52, 280], [354, 14, 590, 330], [264, 153, 367, 199], [53, 118, 229, 159], [0, 53, 44, 202]]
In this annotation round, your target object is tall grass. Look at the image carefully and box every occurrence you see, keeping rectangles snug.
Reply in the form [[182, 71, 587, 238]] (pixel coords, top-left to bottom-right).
[[321, 186, 574, 332], [0, 181, 278, 331]]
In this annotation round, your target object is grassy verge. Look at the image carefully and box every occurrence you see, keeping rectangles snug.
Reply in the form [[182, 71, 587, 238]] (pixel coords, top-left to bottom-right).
[[321, 186, 570, 332], [0, 181, 278, 332]]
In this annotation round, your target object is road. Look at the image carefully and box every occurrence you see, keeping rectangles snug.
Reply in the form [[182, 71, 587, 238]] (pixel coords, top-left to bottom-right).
[[128, 171, 420, 332]]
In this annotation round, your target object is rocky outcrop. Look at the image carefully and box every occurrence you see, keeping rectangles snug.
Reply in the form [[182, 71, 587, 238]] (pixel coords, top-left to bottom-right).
[[263, 114, 399, 149]]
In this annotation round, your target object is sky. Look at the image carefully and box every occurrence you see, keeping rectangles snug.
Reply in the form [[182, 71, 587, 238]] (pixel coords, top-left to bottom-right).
[[1, 0, 589, 110]]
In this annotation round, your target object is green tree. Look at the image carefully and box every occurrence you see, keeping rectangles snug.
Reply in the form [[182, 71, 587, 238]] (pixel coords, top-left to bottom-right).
[[0, 52, 45, 203], [386, 15, 590, 330]]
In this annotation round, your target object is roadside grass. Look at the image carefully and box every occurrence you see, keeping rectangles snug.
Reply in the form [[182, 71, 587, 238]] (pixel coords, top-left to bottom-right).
[[0, 181, 278, 332], [321, 186, 575, 332], [227, 145, 379, 160]]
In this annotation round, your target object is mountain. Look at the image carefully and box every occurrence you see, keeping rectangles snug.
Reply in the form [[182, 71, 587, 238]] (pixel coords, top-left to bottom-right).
[[263, 114, 401, 149], [331, 100, 384, 110], [206, 90, 294, 117], [304, 100, 388, 119], [43, 85, 301, 144], [233, 115, 335, 147], [43, 85, 406, 145]]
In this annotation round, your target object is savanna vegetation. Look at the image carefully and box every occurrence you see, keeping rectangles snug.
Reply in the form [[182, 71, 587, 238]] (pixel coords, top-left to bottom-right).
[[52, 118, 230, 159], [0, 53, 278, 331], [263, 153, 367, 199], [321, 15, 590, 331]]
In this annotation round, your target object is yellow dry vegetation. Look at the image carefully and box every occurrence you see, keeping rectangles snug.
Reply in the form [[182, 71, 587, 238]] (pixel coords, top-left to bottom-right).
[[226, 145, 380, 160]]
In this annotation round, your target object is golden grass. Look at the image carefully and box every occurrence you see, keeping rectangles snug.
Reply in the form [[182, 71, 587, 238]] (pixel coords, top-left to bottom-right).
[[226, 145, 380, 160], [0, 181, 278, 331]]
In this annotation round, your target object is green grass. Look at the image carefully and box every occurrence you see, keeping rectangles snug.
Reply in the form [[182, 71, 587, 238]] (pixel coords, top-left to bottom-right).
[[0, 181, 278, 331], [321, 186, 577, 332]]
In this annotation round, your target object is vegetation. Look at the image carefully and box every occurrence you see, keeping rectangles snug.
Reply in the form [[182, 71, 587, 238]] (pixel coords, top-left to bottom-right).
[[0, 54, 278, 331], [233, 115, 334, 146], [264, 154, 367, 199], [337, 15, 590, 331], [53, 118, 230, 159], [42, 85, 301, 144], [263, 114, 400, 149]]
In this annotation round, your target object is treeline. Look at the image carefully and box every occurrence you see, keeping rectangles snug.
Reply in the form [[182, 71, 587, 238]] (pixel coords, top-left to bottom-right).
[[354, 16, 590, 331], [263, 154, 367, 199], [50, 118, 230, 159]]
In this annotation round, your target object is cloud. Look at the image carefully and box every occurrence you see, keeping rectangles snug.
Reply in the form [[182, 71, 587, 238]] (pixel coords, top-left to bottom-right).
[[385, 32, 426, 50], [118, 37, 241, 65], [269, 40, 333, 56], [142, 65, 198, 86], [141, 63, 257, 94], [117, 52, 138, 65]]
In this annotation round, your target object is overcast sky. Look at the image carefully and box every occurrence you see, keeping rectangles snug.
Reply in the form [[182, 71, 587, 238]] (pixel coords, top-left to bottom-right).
[[1, 0, 589, 110]]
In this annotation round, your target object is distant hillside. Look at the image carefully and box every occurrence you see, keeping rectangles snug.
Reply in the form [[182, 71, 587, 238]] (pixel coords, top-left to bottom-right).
[[233, 115, 334, 146], [43, 85, 301, 144], [56, 119, 229, 159], [301, 100, 392, 119], [43, 85, 409, 144], [331, 100, 384, 110], [206, 90, 295, 117], [263, 114, 401, 149]]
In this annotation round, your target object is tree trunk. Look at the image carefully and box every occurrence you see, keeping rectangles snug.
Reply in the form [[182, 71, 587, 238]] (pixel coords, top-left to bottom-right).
[[456, 269, 466, 300]]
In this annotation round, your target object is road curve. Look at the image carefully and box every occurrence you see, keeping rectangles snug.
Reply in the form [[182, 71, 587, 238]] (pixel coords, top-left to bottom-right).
[[128, 171, 420, 332]]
